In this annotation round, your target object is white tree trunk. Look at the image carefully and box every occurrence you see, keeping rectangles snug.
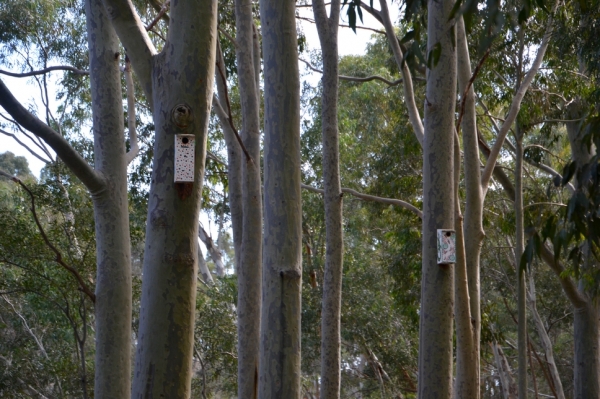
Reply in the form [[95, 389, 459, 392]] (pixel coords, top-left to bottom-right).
[[312, 1, 343, 398], [235, 0, 263, 397], [258, 0, 303, 397], [85, 0, 133, 396], [101, 0, 219, 395]]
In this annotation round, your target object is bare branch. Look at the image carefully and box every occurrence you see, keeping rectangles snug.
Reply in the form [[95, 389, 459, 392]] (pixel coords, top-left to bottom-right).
[[198, 226, 225, 277], [0, 129, 52, 164], [456, 47, 491, 133], [101, 0, 157, 100], [377, 0, 424, 146], [218, 27, 238, 48], [145, 0, 170, 31], [480, 4, 557, 194], [0, 66, 89, 78], [215, 59, 253, 163], [299, 58, 420, 86], [301, 183, 423, 218], [0, 170, 96, 303], [0, 79, 105, 193]]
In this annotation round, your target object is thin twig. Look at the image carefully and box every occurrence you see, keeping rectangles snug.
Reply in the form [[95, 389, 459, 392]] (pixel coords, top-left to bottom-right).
[[301, 183, 422, 218], [0, 170, 96, 303], [296, 16, 386, 34], [456, 47, 491, 133], [215, 58, 253, 163], [145, 0, 170, 31], [218, 26, 238, 48], [299, 58, 422, 85]]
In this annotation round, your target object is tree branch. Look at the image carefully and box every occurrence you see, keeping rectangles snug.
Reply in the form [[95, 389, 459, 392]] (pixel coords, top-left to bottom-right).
[[0, 129, 52, 164], [101, 0, 157, 101], [0, 170, 96, 303], [0, 66, 89, 78], [215, 59, 253, 163], [0, 79, 105, 193], [145, 0, 170, 31], [539, 244, 586, 308], [299, 58, 422, 86], [301, 183, 423, 218], [480, 5, 557, 194], [376, 0, 424, 147], [456, 47, 491, 133]]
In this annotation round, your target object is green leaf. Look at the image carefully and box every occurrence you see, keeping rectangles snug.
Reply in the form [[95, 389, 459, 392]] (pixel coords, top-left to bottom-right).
[[400, 30, 416, 44], [562, 161, 577, 186], [357, 4, 364, 23], [427, 42, 442, 69], [347, 5, 357, 33], [520, 238, 534, 272]]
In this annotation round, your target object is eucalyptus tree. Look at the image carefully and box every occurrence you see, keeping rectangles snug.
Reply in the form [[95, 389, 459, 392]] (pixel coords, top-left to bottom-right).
[[311, 1, 345, 398], [258, 0, 303, 397], [0, 0, 134, 395], [233, 0, 263, 396], [100, 0, 218, 396]]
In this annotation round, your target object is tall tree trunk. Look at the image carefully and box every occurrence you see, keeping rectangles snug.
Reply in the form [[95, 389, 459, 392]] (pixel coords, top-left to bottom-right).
[[514, 124, 528, 399], [85, 0, 133, 396], [258, 0, 303, 397], [573, 300, 600, 398], [312, 2, 343, 399], [214, 39, 244, 274], [235, 1, 263, 397], [566, 104, 600, 399], [454, 17, 482, 399], [418, 0, 456, 396], [119, 0, 218, 396]]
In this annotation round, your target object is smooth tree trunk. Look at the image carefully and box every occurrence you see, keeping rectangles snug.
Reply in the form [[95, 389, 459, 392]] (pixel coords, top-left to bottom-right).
[[454, 17, 482, 399], [214, 40, 243, 273], [418, 0, 456, 396], [0, 0, 134, 395], [514, 125, 528, 399], [258, 0, 303, 397], [566, 106, 600, 399], [312, 1, 343, 398], [235, 0, 263, 397], [85, 0, 133, 397], [101, 0, 219, 396]]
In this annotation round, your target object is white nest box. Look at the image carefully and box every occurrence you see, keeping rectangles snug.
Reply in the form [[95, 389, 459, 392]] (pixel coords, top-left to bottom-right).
[[437, 229, 456, 264], [174, 134, 195, 183]]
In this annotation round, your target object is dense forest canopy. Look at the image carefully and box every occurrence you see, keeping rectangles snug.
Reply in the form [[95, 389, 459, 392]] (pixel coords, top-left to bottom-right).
[[1, 0, 600, 398]]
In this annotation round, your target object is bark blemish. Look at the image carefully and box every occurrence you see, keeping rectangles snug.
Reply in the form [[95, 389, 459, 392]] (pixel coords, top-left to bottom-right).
[[175, 182, 194, 200], [171, 104, 193, 128]]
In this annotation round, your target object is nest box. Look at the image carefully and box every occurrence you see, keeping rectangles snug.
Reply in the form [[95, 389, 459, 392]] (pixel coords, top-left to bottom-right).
[[437, 229, 456, 265], [174, 134, 195, 183]]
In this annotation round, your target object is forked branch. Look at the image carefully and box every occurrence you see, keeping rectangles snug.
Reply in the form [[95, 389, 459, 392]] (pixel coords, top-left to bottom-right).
[[0, 170, 96, 303]]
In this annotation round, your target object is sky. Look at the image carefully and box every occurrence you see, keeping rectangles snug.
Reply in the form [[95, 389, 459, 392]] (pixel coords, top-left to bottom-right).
[[0, 4, 400, 178]]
